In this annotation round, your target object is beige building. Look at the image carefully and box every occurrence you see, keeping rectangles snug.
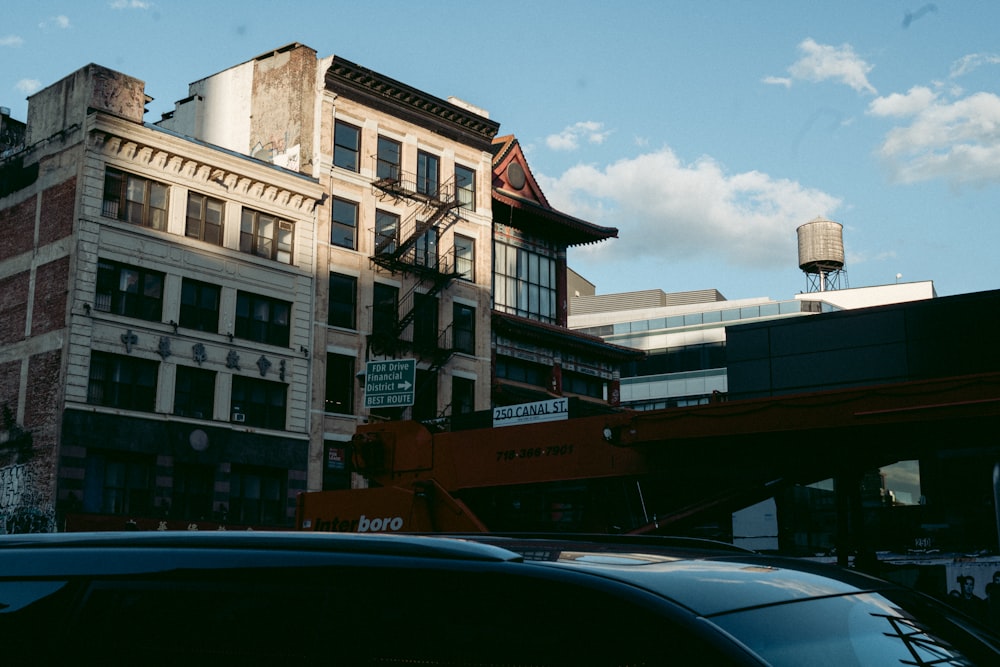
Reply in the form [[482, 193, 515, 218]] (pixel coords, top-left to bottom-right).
[[160, 44, 499, 490], [0, 64, 324, 531]]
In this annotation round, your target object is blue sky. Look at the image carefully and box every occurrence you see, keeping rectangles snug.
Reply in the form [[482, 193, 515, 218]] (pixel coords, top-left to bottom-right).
[[3, 1, 1000, 300]]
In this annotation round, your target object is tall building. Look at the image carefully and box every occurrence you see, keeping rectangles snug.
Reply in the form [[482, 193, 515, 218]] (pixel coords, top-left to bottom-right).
[[490, 136, 642, 412], [0, 65, 324, 532], [159, 43, 501, 491]]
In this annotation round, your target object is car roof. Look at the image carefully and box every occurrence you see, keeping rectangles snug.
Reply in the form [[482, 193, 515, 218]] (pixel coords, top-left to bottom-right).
[[456, 534, 891, 616], [0, 531, 887, 617]]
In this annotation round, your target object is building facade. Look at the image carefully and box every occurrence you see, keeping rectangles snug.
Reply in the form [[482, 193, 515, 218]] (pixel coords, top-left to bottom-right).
[[159, 44, 501, 490], [570, 282, 937, 409], [490, 135, 641, 413], [0, 65, 323, 531]]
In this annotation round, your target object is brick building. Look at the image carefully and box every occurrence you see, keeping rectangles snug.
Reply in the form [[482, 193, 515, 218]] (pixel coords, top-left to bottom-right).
[[0, 65, 323, 531]]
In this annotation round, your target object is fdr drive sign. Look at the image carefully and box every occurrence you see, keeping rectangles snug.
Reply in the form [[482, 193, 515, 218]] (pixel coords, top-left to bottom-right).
[[364, 359, 416, 408]]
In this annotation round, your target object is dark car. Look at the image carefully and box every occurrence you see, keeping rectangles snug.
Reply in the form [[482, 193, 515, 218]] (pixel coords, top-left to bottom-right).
[[1, 531, 997, 665]]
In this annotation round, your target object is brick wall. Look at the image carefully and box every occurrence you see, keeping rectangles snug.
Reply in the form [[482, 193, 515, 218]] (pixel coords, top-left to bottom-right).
[[0, 195, 35, 260], [38, 177, 76, 245], [0, 271, 28, 345], [0, 359, 21, 418], [31, 256, 70, 336]]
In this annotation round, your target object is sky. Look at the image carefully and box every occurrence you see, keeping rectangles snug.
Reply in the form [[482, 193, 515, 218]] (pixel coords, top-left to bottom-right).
[[3, 1, 1000, 301]]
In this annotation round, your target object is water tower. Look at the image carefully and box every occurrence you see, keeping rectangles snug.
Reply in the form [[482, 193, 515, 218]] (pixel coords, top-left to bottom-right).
[[797, 216, 847, 292]]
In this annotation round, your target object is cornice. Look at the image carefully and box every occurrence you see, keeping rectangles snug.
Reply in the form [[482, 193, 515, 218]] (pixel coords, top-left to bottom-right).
[[88, 127, 322, 215], [325, 57, 500, 151]]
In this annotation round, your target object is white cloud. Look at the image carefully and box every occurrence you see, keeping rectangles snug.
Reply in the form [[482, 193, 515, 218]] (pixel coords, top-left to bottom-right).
[[110, 0, 153, 8], [950, 53, 1000, 79], [536, 147, 841, 268], [16, 79, 42, 94], [868, 86, 938, 117], [869, 89, 1000, 185], [762, 76, 792, 88], [545, 121, 611, 151], [39, 15, 72, 30], [0, 35, 25, 47], [781, 38, 877, 95]]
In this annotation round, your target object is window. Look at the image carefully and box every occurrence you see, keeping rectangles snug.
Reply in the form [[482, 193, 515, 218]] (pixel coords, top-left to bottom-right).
[[95, 260, 165, 322], [87, 352, 158, 412], [413, 294, 438, 353], [455, 164, 475, 210], [415, 227, 438, 269], [454, 234, 474, 281], [413, 369, 438, 421], [563, 371, 604, 399], [102, 167, 168, 230], [325, 353, 355, 414], [83, 450, 153, 515], [374, 209, 399, 255], [235, 292, 291, 346], [179, 279, 220, 333], [328, 273, 357, 329], [416, 150, 439, 197], [453, 302, 475, 355], [331, 197, 358, 250], [180, 278, 219, 333], [493, 240, 557, 323], [185, 192, 224, 245], [173, 366, 216, 419], [231, 376, 287, 430], [452, 376, 474, 415], [376, 136, 401, 181], [496, 358, 548, 388], [229, 465, 286, 525], [372, 283, 398, 338], [240, 209, 294, 263], [333, 121, 360, 171], [173, 464, 214, 521]]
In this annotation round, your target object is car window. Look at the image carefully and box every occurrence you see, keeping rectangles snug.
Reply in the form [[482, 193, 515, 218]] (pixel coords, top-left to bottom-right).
[[3, 563, 749, 665]]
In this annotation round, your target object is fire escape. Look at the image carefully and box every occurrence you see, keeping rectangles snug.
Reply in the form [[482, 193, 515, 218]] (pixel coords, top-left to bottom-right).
[[367, 156, 463, 378]]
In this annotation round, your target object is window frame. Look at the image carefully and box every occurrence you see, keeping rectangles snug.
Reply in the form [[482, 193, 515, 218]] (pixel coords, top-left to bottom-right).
[[451, 376, 475, 416], [185, 191, 225, 245], [172, 463, 215, 522], [455, 163, 475, 210], [228, 464, 287, 526], [331, 197, 358, 250], [372, 283, 399, 339], [230, 376, 287, 431], [376, 135, 401, 181], [413, 293, 439, 353], [87, 351, 159, 412], [84, 450, 154, 516], [173, 365, 217, 419], [374, 209, 399, 255], [239, 208, 294, 264], [415, 227, 438, 269], [492, 240, 557, 323], [416, 150, 440, 197], [235, 292, 292, 347], [179, 278, 221, 333], [325, 353, 355, 415], [94, 259, 165, 322], [454, 234, 474, 281], [452, 302, 476, 355], [102, 167, 169, 231], [328, 272, 357, 330], [333, 120, 361, 172]]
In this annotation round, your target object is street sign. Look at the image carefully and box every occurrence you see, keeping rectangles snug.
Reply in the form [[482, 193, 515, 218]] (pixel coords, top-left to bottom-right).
[[364, 359, 416, 408]]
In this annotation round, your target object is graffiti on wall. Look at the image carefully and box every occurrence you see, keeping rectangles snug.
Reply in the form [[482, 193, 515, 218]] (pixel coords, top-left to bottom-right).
[[0, 463, 55, 534]]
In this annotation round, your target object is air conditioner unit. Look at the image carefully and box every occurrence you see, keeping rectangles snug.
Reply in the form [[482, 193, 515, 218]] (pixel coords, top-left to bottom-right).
[[232, 412, 246, 423]]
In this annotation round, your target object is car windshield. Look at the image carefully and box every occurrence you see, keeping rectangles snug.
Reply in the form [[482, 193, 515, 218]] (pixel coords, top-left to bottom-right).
[[711, 589, 998, 667]]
